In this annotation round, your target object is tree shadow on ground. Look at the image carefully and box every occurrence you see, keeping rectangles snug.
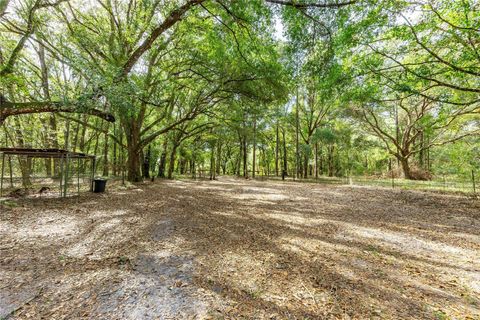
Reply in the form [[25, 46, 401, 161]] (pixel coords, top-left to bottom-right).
[[2, 178, 479, 319], [156, 178, 479, 319]]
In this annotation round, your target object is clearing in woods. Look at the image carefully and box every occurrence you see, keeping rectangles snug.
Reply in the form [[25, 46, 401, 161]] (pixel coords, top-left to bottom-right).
[[1, 177, 479, 319]]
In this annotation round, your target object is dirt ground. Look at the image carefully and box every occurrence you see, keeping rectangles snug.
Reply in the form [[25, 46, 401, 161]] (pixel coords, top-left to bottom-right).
[[1, 177, 479, 319]]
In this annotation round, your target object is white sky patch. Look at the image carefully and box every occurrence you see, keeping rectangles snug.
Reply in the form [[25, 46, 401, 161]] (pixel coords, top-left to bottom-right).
[[395, 4, 424, 25], [273, 16, 286, 41]]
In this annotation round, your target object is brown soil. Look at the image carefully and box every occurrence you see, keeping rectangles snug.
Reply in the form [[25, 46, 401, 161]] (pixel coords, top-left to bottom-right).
[[1, 177, 479, 319]]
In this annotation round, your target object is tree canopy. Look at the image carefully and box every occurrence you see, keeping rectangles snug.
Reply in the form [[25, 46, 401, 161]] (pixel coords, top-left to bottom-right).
[[1, 0, 478, 182]]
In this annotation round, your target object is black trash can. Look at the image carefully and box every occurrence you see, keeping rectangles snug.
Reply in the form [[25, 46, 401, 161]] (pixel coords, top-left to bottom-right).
[[93, 178, 107, 193]]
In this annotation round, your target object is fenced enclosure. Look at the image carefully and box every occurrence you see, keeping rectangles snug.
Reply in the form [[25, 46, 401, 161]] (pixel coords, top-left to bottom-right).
[[208, 168, 478, 195], [255, 173, 478, 194], [347, 174, 477, 194], [0, 148, 96, 198]]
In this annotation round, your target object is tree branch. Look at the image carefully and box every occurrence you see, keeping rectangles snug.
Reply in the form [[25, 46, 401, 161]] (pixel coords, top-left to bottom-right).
[[0, 99, 115, 125], [120, 0, 204, 78], [265, 0, 357, 8]]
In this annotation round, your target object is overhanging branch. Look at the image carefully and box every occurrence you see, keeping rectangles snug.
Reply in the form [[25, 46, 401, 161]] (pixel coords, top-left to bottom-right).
[[0, 99, 115, 125]]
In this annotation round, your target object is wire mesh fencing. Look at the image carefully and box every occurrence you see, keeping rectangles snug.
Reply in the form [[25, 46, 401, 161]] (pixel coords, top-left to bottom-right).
[[0, 154, 94, 198], [253, 171, 478, 195]]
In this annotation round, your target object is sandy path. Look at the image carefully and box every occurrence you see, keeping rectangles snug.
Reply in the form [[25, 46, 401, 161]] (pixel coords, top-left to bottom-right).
[[1, 177, 479, 319]]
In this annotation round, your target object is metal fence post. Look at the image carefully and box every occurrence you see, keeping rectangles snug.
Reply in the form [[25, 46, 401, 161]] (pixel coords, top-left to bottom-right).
[[63, 154, 69, 197], [8, 155, 13, 188], [77, 158, 80, 196], [473, 170, 476, 194], [0, 152, 5, 197], [390, 159, 394, 189], [59, 154, 64, 197], [91, 157, 96, 192]]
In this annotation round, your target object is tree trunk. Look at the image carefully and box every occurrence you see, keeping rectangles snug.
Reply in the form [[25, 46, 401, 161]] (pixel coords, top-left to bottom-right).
[[179, 156, 187, 175], [400, 157, 413, 180], [93, 119, 101, 159], [167, 143, 179, 179], [243, 138, 248, 178], [252, 117, 256, 178], [127, 146, 142, 182], [282, 129, 287, 177], [19, 157, 32, 188], [191, 158, 196, 178], [395, 105, 400, 167], [143, 145, 151, 178], [38, 41, 56, 177], [275, 122, 279, 176], [303, 143, 309, 178], [236, 138, 242, 176], [319, 146, 323, 175], [12, 117, 32, 187], [49, 114, 59, 176], [328, 145, 334, 177], [418, 130, 424, 168], [102, 124, 109, 176], [8, 156, 14, 188], [158, 139, 168, 178], [72, 115, 81, 152], [216, 142, 222, 175], [78, 115, 88, 174], [295, 88, 299, 179], [113, 123, 118, 176], [209, 142, 215, 180], [124, 122, 143, 182], [426, 136, 431, 171], [43, 133, 52, 176], [79, 115, 87, 152]]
